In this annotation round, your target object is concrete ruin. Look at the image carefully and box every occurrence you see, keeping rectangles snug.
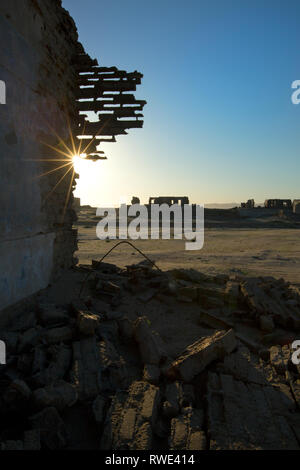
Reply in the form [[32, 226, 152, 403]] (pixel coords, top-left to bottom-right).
[[0, 0, 145, 312], [293, 199, 300, 214], [149, 196, 190, 206], [241, 199, 255, 209], [2, 0, 300, 453], [1, 262, 300, 449], [264, 199, 292, 210]]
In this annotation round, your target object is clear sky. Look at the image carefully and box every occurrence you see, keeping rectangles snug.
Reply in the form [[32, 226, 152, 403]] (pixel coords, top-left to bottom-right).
[[62, 0, 300, 206]]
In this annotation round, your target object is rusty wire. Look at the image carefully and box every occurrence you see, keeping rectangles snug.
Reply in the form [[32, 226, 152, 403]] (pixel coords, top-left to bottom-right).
[[78, 240, 162, 298]]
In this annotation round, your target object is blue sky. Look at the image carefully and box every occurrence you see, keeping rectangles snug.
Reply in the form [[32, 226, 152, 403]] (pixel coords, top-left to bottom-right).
[[63, 0, 300, 206]]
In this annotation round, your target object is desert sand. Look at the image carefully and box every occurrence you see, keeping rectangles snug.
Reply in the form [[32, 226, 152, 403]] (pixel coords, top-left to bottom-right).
[[75, 207, 300, 286]]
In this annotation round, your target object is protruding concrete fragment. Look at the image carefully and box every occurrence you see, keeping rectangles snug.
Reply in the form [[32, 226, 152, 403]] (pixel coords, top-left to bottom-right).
[[4, 379, 32, 403], [33, 380, 78, 411], [77, 310, 99, 335], [44, 326, 73, 345], [33, 344, 71, 386], [207, 372, 299, 450], [134, 316, 168, 365], [23, 430, 41, 450], [188, 431, 207, 450], [70, 337, 102, 400], [92, 395, 107, 424], [143, 364, 160, 385], [101, 381, 160, 450], [38, 304, 69, 326], [18, 328, 41, 352], [163, 382, 182, 418], [270, 345, 290, 375], [1, 440, 24, 450], [181, 384, 195, 407], [259, 315, 275, 333], [29, 407, 67, 450], [169, 407, 205, 450], [117, 316, 134, 339], [166, 329, 237, 382]]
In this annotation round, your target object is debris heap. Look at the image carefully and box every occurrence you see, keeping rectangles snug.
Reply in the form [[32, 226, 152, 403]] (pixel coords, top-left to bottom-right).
[[1, 262, 300, 450]]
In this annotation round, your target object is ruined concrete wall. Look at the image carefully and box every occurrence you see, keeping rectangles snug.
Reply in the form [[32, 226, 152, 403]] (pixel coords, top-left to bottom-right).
[[0, 0, 80, 310]]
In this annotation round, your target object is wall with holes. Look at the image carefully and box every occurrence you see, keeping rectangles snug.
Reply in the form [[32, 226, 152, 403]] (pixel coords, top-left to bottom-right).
[[0, 0, 79, 311]]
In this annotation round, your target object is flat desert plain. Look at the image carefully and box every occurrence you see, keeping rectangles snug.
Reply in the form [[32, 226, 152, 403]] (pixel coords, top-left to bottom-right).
[[75, 209, 300, 286]]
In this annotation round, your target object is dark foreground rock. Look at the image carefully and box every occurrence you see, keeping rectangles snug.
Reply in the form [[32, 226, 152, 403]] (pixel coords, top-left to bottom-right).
[[1, 264, 300, 449]]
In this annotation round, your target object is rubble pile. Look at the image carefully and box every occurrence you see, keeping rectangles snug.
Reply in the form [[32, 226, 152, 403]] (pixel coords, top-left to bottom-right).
[[1, 261, 300, 449]]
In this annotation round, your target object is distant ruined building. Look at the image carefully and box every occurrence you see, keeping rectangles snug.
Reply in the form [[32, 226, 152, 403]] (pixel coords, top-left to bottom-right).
[[264, 199, 292, 210], [149, 196, 190, 206]]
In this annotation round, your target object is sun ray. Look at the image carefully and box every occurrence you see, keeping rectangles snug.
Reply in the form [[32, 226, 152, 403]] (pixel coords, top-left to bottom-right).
[[34, 161, 73, 180], [81, 117, 112, 155], [23, 158, 72, 162], [39, 140, 75, 159], [62, 166, 75, 222], [41, 116, 74, 157], [42, 164, 74, 205]]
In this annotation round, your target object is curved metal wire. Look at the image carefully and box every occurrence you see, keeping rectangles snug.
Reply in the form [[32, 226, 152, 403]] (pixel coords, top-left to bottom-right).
[[79, 240, 162, 298]]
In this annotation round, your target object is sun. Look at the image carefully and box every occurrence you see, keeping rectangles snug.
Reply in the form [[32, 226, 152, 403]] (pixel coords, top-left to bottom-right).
[[72, 153, 96, 181]]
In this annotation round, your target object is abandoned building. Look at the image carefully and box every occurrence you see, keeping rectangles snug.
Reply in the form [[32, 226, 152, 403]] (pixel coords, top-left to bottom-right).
[[264, 199, 292, 210], [293, 199, 300, 214], [0, 0, 145, 312], [2, 0, 300, 453], [241, 199, 255, 209], [131, 196, 141, 205]]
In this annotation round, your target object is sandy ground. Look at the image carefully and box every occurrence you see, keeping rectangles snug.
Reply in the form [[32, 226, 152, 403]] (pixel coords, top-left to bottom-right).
[[75, 222, 300, 286]]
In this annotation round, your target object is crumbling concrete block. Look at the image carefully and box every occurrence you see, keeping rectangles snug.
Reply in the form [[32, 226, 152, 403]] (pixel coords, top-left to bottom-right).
[[178, 286, 198, 302], [29, 407, 67, 450], [259, 315, 275, 333], [38, 303, 69, 326], [166, 329, 237, 382], [169, 407, 206, 450], [1, 440, 24, 450], [33, 380, 78, 411], [1, 430, 41, 451], [101, 381, 160, 450], [77, 310, 99, 335], [0, 331, 18, 353], [99, 337, 133, 390], [32, 345, 47, 375], [163, 382, 182, 418], [70, 337, 102, 400], [18, 328, 41, 352], [44, 326, 73, 345], [117, 316, 134, 340], [17, 353, 33, 374], [270, 345, 290, 375], [134, 316, 168, 365], [207, 372, 299, 450], [33, 344, 71, 386], [143, 364, 160, 385], [181, 384, 195, 407], [225, 281, 240, 307], [223, 345, 279, 386], [92, 395, 107, 424], [4, 379, 32, 404], [23, 429, 41, 450]]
